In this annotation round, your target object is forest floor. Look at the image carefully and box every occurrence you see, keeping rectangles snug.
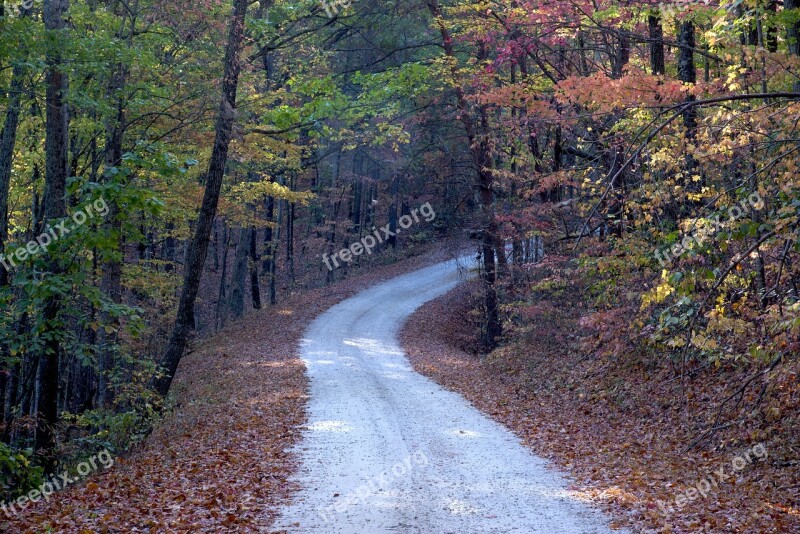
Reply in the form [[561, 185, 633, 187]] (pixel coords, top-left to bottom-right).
[[6, 242, 797, 533], [1, 243, 463, 533], [401, 258, 800, 534]]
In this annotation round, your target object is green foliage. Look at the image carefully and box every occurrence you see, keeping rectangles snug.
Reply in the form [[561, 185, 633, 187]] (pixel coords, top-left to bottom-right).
[[0, 443, 43, 503]]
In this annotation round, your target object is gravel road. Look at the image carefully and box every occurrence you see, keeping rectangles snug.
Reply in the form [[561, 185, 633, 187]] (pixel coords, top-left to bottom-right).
[[274, 258, 621, 533]]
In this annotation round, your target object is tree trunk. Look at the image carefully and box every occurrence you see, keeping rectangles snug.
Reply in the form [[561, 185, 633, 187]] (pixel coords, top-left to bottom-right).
[[151, 0, 249, 397], [36, 0, 71, 469], [163, 222, 176, 271], [351, 161, 362, 231], [678, 20, 697, 114], [612, 33, 630, 79], [249, 226, 261, 310], [0, 61, 27, 287], [285, 175, 295, 284], [788, 0, 800, 90], [97, 60, 127, 409], [388, 174, 399, 250], [228, 227, 248, 319], [215, 224, 231, 330], [789, 0, 800, 55], [766, 1, 778, 52], [324, 150, 342, 285], [677, 20, 700, 200], [427, 0, 501, 347], [649, 13, 665, 75], [0, 8, 31, 425], [262, 192, 274, 274], [262, 190, 277, 305]]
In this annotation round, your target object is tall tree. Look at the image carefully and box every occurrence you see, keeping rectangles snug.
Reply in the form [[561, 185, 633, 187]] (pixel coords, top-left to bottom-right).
[[97, 0, 135, 408], [36, 0, 70, 468], [788, 0, 800, 90], [677, 18, 700, 204], [649, 12, 665, 75], [426, 0, 501, 347], [151, 0, 249, 397]]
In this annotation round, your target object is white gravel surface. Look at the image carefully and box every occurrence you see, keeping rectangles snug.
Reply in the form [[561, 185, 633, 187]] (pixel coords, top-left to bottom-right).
[[274, 258, 621, 533]]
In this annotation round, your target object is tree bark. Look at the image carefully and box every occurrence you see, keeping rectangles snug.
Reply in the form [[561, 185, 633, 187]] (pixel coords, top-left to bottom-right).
[[677, 20, 701, 199], [788, 0, 800, 90], [612, 33, 630, 79], [228, 227, 248, 319], [249, 226, 261, 310], [427, 0, 501, 347], [789, 0, 800, 55], [36, 0, 71, 469], [262, 190, 277, 304], [0, 64, 27, 287], [649, 13, 665, 75], [215, 224, 231, 330], [285, 175, 295, 284], [97, 60, 127, 409], [0, 7, 32, 425], [151, 0, 249, 397]]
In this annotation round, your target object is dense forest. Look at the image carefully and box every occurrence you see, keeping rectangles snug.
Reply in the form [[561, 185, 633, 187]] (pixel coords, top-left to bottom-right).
[[1, 0, 800, 531]]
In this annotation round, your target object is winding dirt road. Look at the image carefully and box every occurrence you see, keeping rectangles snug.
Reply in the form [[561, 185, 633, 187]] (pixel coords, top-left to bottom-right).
[[275, 258, 620, 533]]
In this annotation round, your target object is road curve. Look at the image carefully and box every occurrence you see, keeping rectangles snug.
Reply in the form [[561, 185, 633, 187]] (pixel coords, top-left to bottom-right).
[[274, 258, 620, 533]]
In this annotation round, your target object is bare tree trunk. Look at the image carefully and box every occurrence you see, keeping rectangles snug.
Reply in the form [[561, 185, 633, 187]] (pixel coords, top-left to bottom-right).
[[324, 150, 342, 285], [388, 174, 398, 250], [2, 361, 18, 440], [98, 4, 137, 408], [427, 0, 501, 347], [677, 21, 697, 106], [228, 227, 248, 319], [262, 193, 274, 273], [351, 160, 362, 231], [249, 227, 261, 310], [163, 222, 176, 271], [213, 222, 220, 271], [36, 0, 71, 469], [649, 13, 665, 75], [151, 0, 249, 397], [262, 191, 277, 304], [268, 238, 277, 305], [215, 224, 231, 330], [612, 33, 630, 79], [0, 8, 31, 424], [495, 233, 508, 278], [766, 1, 778, 52], [788, 0, 800, 90], [285, 175, 295, 284], [97, 61, 127, 409], [509, 64, 523, 271], [677, 20, 700, 203], [0, 58, 27, 287]]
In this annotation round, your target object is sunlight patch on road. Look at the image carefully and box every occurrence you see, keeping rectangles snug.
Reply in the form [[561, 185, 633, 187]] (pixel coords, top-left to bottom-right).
[[342, 337, 404, 356], [382, 362, 411, 370], [446, 499, 479, 515], [446, 428, 482, 438], [305, 420, 354, 433], [380, 372, 409, 380]]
